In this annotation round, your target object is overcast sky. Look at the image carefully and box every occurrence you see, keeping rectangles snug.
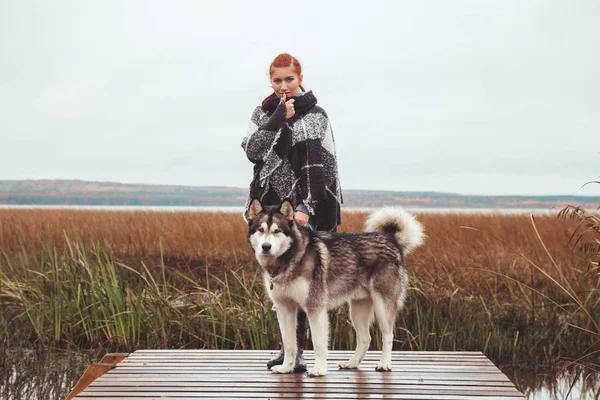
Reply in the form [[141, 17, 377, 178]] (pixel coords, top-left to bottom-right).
[[1, 0, 599, 196]]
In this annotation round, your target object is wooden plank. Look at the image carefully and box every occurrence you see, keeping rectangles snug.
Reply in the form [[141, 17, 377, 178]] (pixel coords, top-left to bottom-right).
[[80, 392, 521, 399], [121, 351, 489, 357], [86, 384, 516, 396], [119, 361, 496, 367], [75, 394, 523, 399], [122, 356, 490, 362], [120, 354, 492, 360], [121, 356, 491, 362], [133, 350, 485, 354], [100, 353, 129, 365], [103, 369, 508, 376], [94, 374, 513, 383], [98, 366, 507, 374], [110, 361, 502, 367], [102, 365, 505, 370], [89, 381, 518, 388], [73, 350, 524, 400], [94, 372, 512, 381], [94, 373, 514, 383], [65, 363, 117, 400]]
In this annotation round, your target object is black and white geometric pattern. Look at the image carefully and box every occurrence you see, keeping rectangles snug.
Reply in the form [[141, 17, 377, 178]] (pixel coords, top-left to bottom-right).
[[241, 91, 342, 231]]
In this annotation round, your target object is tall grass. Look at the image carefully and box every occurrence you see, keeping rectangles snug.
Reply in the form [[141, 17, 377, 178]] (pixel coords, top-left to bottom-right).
[[0, 209, 598, 369], [557, 198, 600, 369], [0, 209, 587, 294], [0, 236, 275, 352]]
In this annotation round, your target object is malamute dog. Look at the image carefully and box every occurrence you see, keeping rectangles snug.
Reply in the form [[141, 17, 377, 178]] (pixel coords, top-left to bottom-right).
[[245, 199, 424, 377]]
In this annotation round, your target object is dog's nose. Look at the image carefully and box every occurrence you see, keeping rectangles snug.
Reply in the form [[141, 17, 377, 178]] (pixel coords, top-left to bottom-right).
[[262, 243, 272, 252]]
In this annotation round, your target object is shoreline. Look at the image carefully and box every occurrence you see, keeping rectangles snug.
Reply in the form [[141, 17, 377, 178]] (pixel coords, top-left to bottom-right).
[[0, 204, 561, 214]]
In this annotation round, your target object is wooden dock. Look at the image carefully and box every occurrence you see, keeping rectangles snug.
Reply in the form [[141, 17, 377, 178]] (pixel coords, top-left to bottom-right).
[[68, 350, 525, 399]]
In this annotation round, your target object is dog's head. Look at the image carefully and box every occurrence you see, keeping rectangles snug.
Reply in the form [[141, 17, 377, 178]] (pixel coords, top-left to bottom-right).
[[245, 199, 296, 263]]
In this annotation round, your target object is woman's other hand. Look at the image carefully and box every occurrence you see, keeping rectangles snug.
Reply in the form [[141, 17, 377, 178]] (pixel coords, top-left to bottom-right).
[[294, 211, 310, 227]]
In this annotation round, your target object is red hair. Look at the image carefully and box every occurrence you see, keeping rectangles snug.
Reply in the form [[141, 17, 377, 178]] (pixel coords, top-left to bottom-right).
[[261, 53, 306, 109]]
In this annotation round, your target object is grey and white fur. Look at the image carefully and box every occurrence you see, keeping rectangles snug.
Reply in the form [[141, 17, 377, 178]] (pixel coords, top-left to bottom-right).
[[245, 199, 425, 377]]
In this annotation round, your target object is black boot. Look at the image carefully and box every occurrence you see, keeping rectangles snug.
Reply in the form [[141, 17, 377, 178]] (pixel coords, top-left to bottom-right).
[[266, 310, 308, 373], [266, 327, 284, 369], [294, 310, 308, 373]]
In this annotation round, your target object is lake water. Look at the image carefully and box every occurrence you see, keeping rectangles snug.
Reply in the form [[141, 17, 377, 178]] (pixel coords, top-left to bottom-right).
[[0, 204, 561, 214]]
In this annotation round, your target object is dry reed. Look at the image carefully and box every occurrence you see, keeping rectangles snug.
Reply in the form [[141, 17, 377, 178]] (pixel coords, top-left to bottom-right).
[[0, 209, 589, 293]]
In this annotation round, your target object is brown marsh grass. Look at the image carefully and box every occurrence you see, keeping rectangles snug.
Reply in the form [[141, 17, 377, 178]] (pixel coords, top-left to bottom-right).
[[0, 208, 590, 293]]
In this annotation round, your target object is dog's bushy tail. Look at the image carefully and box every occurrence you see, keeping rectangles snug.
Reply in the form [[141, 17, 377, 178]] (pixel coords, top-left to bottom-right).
[[364, 207, 425, 255]]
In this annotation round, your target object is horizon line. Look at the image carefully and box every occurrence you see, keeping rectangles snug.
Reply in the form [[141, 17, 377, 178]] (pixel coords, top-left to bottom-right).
[[1, 178, 599, 198]]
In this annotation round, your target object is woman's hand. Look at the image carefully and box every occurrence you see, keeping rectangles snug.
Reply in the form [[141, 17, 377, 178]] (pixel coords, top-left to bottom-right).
[[294, 211, 310, 227], [281, 93, 295, 119]]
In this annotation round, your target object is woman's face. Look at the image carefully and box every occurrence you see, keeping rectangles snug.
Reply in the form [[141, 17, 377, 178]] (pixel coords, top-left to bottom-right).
[[270, 66, 302, 98]]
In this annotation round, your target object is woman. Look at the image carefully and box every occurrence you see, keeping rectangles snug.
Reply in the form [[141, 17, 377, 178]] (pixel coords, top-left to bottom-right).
[[241, 53, 342, 372]]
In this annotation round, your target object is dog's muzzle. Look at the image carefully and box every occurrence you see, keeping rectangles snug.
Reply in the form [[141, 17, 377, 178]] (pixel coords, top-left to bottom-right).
[[261, 243, 272, 254]]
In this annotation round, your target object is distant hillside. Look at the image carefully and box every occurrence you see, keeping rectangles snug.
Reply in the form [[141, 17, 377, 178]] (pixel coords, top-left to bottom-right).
[[1, 179, 599, 209]]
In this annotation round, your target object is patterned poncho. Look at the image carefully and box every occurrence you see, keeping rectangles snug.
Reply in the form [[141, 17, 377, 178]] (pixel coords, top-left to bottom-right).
[[241, 90, 342, 231]]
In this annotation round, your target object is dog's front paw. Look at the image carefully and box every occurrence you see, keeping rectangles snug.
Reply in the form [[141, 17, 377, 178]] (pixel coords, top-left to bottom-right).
[[375, 362, 392, 372], [338, 360, 358, 369], [307, 367, 327, 377], [271, 364, 294, 374]]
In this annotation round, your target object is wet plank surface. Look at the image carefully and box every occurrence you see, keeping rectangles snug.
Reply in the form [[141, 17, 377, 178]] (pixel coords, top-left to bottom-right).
[[74, 350, 525, 399]]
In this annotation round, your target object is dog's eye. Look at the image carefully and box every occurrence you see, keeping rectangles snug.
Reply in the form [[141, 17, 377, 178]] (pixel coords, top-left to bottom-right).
[[273, 229, 281, 234], [258, 227, 265, 233]]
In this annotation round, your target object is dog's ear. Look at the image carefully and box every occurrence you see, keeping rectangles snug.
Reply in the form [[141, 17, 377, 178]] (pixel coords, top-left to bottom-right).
[[245, 199, 264, 222], [279, 199, 295, 221]]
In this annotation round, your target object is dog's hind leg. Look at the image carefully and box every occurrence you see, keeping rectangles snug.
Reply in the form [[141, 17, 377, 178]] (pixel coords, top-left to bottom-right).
[[306, 308, 329, 377], [270, 304, 298, 374], [373, 293, 396, 372], [339, 298, 373, 369]]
